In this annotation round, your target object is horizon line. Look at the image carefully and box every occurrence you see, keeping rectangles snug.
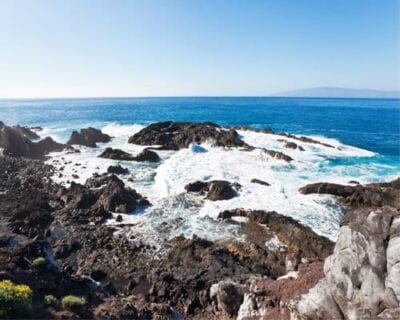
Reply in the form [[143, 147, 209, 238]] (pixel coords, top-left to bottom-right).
[[0, 95, 399, 100]]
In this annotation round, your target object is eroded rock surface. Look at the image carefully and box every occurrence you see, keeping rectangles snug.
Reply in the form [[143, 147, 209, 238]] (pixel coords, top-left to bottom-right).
[[185, 180, 242, 201], [128, 121, 249, 150], [0, 122, 67, 158], [67, 127, 111, 147]]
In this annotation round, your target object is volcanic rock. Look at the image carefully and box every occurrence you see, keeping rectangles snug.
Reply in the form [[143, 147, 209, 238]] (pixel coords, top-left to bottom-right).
[[128, 121, 249, 150], [67, 127, 111, 147], [185, 180, 241, 201], [107, 165, 129, 175], [98, 148, 135, 160], [299, 178, 400, 209], [251, 178, 270, 186]]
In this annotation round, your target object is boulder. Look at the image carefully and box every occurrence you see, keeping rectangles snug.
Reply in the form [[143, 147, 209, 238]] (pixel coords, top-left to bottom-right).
[[132, 149, 160, 162], [107, 165, 129, 175], [67, 127, 111, 147], [98, 148, 135, 161], [185, 180, 241, 201]]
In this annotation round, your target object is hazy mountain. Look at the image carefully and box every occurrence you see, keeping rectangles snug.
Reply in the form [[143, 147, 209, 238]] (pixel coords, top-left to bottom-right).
[[274, 87, 400, 98]]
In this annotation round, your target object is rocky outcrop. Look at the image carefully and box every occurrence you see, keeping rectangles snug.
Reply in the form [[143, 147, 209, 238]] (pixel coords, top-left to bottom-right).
[[98, 147, 135, 160], [299, 179, 400, 209], [12, 125, 40, 140], [291, 206, 400, 320], [278, 139, 305, 151], [98, 147, 160, 162], [0, 122, 67, 158], [132, 148, 160, 162], [128, 121, 249, 150], [107, 165, 129, 175], [219, 209, 334, 261], [67, 127, 111, 147], [185, 180, 242, 201]]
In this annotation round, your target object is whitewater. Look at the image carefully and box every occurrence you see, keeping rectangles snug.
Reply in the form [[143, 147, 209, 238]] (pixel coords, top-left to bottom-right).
[[42, 122, 397, 248]]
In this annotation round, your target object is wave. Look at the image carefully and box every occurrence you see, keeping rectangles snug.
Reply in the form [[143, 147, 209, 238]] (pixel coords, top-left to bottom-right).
[[44, 122, 398, 245]]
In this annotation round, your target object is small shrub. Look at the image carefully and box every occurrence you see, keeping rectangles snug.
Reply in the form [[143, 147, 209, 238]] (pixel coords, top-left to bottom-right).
[[32, 257, 47, 268], [61, 295, 86, 309], [44, 294, 57, 306], [0, 280, 32, 317]]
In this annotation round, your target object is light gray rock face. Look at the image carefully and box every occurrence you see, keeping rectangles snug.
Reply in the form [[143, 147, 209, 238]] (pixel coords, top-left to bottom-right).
[[291, 206, 400, 320]]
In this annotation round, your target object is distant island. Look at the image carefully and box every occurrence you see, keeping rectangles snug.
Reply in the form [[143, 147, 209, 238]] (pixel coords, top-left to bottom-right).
[[274, 86, 400, 98]]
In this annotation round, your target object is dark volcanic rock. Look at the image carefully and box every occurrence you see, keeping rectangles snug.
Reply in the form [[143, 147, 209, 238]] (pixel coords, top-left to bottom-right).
[[98, 147, 160, 163], [98, 148, 135, 160], [299, 178, 400, 209], [0, 122, 67, 158], [132, 149, 160, 162], [67, 127, 111, 147], [85, 173, 125, 189], [107, 165, 129, 175], [12, 125, 40, 140], [219, 209, 334, 260], [185, 180, 241, 201], [251, 178, 270, 186], [278, 139, 305, 151], [128, 121, 249, 150]]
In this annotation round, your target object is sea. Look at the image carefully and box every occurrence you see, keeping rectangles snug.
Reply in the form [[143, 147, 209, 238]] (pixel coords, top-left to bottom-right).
[[1, 97, 399, 247]]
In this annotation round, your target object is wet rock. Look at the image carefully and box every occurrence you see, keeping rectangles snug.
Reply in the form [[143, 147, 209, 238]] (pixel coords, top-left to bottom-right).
[[185, 180, 241, 201], [278, 139, 305, 151], [299, 178, 400, 209], [67, 127, 111, 147], [251, 178, 270, 186], [128, 121, 249, 150], [98, 147, 135, 160], [107, 165, 129, 175], [132, 149, 160, 162]]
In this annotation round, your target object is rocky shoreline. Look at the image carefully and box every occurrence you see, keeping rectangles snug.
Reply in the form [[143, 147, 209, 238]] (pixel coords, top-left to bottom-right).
[[0, 121, 399, 319]]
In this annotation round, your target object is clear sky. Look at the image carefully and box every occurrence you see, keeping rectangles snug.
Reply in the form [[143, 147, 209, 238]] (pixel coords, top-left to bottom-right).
[[0, 0, 399, 98]]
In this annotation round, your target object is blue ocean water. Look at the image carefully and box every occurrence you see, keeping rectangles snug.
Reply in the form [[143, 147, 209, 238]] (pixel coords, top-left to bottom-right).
[[1, 97, 399, 155], [1, 97, 398, 241]]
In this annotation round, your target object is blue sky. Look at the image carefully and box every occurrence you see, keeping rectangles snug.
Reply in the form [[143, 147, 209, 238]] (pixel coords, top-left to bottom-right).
[[0, 0, 399, 97]]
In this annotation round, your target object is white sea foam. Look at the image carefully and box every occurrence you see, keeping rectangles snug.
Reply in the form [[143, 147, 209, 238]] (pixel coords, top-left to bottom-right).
[[45, 123, 396, 247]]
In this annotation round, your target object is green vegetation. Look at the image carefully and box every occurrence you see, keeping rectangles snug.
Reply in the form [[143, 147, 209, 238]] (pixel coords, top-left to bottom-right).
[[44, 294, 57, 306], [61, 295, 86, 309], [32, 257, 47, 268], [0, 280, 32, 317]]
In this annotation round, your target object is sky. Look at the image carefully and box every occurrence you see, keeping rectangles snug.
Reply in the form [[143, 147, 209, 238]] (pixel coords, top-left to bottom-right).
[[0, 0, 399, 98]]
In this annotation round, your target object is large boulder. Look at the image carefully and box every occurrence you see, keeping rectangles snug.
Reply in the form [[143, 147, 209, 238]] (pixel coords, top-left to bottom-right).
[[291, 206, 400, 319], [128, 121, 249, 150], [67, 127, 111, 147], [185, 180, 241, 201]]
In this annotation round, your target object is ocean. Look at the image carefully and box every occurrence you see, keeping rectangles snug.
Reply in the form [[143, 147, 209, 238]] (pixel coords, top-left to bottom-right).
[[1, 97, 399, 247]]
